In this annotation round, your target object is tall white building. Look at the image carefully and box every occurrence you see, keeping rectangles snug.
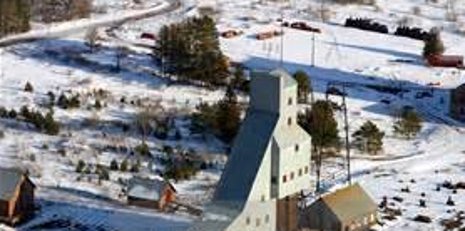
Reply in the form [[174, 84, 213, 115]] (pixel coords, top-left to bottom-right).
[[189, 69, 313, 231]]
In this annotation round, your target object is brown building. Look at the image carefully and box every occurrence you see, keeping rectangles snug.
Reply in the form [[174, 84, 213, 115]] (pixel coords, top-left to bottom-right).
[[451, 83, 465, 121], [427, 55, 464, 68], [299, 183, 378, 231], [127, 177, 176, 211], [0, 168, 35, 226]]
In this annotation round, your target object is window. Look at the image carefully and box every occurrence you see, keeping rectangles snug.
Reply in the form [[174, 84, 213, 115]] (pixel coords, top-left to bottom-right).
[[261, 195, 265, 202], [256, 218, 261, 227], [290, 172, 295, 180], [265, 215, 270, 223], [282, 175, 287, 183], [304, 166, 309, 174], [295, 144, 299, 152], [271, 176, 278, 184], [287, 117, 292, 126], [246, 217, 250, 225], [298, 168, 303, 176], [288, 97, 293, 105]]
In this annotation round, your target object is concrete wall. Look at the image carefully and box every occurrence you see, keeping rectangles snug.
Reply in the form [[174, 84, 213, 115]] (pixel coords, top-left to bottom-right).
[[226, 200, 277, 231]]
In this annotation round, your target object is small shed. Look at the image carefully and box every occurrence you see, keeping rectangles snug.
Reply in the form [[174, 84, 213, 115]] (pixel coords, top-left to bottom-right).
[[0, 168, 35, 225], [299, 183, 378, 231], [427, 55, 464, 68], [127, 177, 176, 211], [451, 83, 465, 121]]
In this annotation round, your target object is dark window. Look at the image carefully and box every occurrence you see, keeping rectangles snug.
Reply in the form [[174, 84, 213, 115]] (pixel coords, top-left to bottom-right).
[[295, 144, 299, 152], [282, 175, 287, 183], [271, 176, 278, 184], [298, 168, 303, 176], [288, 117, 292, 125], [290, 172, 295, 180], [288, 97, 293, 105]]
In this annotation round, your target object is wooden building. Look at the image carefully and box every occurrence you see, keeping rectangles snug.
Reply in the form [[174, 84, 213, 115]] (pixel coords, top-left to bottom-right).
[[427, 55, 464, 68], [0, 168, 35, 225], [299, 184, 378, 231], [450, 83, 465, 121], [127, 177, 176, 211]]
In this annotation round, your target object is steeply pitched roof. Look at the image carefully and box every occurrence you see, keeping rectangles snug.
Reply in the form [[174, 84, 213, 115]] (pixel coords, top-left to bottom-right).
[[0, 168, 25, 201], [319, 183, 377, 223], [128, 177, 174, 201], [214, 110, 278, 202]]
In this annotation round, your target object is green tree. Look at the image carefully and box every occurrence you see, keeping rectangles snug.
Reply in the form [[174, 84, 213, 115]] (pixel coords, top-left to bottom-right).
[[393, 108, 422, 139], [215, 87, 241, 143], [423, 28, 445, 58], [110, 159, 119, 171], [24, 82, 34, 92], [76, 159, 86, 173], [352, 121, 385, 154], [156, 16, 229, 87], [44, 111, 60, 135], [299, 100, 340, 150], [120, 159, 128, 172], [0, 0, 31, 37], [293, 70, 312, 103]]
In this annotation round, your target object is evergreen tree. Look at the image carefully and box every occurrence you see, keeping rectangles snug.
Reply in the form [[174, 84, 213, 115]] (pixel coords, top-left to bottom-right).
[[215, 86, 241, 143], [393, 108, 422, 139], [423, 28, 445, 58], [352, 120, 385, 155], [156, 16, 229, 87], [110, 159, 119, 171], [44, 110, 60, 135], [293, 70, 311, 103], [24, 82, 34, 92], [76, 159, 86, 173], [0, 0, 31, 37], [120, 159, 128, 172], [299, 100, 340, 150]]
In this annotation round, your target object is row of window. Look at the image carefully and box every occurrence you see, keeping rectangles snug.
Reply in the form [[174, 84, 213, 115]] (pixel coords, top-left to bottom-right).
[[345, 214, 376, 231], [246, 214, 270, 227], [282, 166, 309, 183]]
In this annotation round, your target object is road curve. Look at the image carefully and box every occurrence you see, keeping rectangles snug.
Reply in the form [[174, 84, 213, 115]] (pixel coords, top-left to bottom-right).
[[0, 0, 181, 48]]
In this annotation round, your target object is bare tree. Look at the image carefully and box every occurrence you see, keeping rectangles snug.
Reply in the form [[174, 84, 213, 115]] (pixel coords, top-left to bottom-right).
[[85, 27, 99, 53]]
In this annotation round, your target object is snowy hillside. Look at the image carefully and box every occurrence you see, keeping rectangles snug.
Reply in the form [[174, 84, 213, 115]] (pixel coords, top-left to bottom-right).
[[1, 0, 465, 230]]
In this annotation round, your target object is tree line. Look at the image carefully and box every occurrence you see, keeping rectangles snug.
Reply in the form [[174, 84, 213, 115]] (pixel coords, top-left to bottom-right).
[[0, 0, 93, 38]]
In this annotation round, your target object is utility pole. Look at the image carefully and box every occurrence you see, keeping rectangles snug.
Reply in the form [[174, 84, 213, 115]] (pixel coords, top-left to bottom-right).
[[280, 10, 284, 68], [311, 32, 316, 67], [342, 85, 351, 185]]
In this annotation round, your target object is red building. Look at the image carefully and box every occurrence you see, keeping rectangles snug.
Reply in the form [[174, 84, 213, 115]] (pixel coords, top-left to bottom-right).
[[0, 168, 35, 226], [127, 177, 176, 211], [427, 55, 464, 68]]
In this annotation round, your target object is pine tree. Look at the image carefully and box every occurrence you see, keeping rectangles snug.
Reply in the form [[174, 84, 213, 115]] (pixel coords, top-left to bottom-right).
[[423, 28, 445, 58], [24, 81, 34, 92], [120, 159, 128, 172], [156, 16, 229, 87], [110, 159, 119, 171], [76, 159, 86, 173], [44, 110, 60, 135], [299, 100, 340, 149], [352, 120, 385, 155], [293, 70, 311, 103], [216, 86, 241, 143], [393, 108, 422, 139]]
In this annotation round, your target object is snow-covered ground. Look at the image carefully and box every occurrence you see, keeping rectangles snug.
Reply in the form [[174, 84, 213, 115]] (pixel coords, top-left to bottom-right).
[[2, 0, 465, 230]]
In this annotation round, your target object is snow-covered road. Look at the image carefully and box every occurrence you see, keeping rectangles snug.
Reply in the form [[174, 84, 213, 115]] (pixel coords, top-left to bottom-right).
[[0, 0, 180, 47]]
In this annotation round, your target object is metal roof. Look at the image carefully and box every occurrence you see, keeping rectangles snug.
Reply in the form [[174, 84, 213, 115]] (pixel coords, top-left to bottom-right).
[[128, 177, 173, 201], [0, 168, 24, 201], [319, 183, 377, 223], [214, 110, 278, 202]]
